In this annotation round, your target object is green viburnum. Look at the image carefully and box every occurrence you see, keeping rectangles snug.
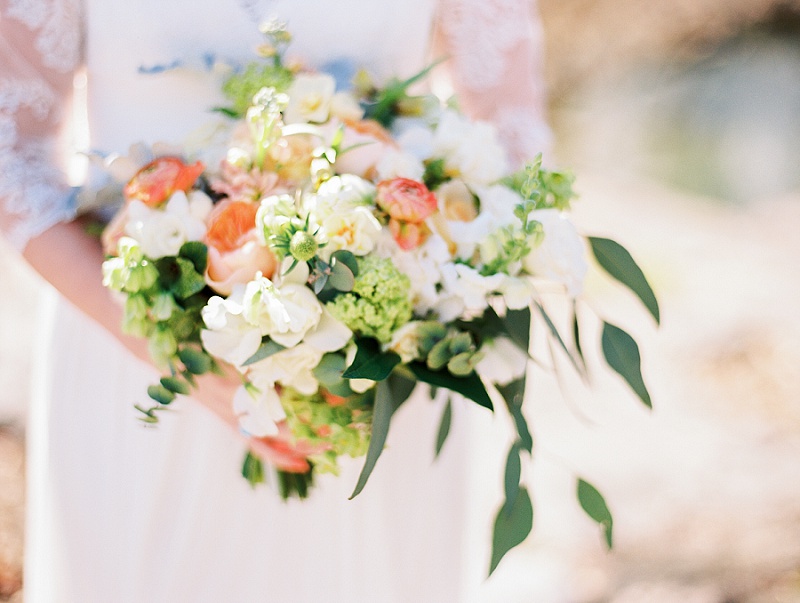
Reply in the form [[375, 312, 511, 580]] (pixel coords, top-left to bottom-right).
[[280, 387, 372, 475], [325, 255, 412, 343]]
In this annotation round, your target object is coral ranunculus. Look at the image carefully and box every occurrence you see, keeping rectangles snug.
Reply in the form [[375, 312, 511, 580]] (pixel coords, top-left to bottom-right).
[[123, 157, 205, 207], [204, 200, 278, 295], [375, 177, 437, 223]]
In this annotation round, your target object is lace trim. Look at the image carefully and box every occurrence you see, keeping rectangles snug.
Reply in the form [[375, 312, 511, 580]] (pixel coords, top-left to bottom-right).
[[437, 0, 531, 91], [7, 0, 83, 73]]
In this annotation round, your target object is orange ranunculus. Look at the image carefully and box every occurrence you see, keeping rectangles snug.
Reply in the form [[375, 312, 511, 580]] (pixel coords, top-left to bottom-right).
[[388, 217, 432, 251], [123, 157, 204, 207], [204, 200, 278, 295], [375, 177, 437, 223]]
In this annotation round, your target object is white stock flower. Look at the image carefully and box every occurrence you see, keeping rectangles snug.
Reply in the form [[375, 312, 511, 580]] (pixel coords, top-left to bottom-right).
[[284, 73, 336, 124], [375, 149, 425, 181], [432, 110, 508, 187], [476, 337, 528, 386], [124, 190, 212, 259], [522, 209, 587, 297], [232, 383, 283, 437]]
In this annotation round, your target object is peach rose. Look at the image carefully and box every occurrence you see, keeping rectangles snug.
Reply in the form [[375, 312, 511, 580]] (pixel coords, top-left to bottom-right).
[[123, 156, 204, 207], [204, 200, 278, 295]]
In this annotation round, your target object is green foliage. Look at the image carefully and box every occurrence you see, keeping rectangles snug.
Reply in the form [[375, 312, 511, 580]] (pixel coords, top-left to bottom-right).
[[342, 338, 401, 381], [242, 451, 266, 488], [434, 398, 452, 458], [503, 154, 577, 211], [422, 157, 450, 190], [489, 486, 533, 575], [589, 237, 660, 325], [358, 59, 443, 128], [277, 468, 315, 500], [408, 363, 493, 411], [601, 322, 652, 408], [577, 478, 614, 548]]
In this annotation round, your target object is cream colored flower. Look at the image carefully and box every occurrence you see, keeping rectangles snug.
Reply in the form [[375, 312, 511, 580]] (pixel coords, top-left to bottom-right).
[[284, 73, 336, 124]]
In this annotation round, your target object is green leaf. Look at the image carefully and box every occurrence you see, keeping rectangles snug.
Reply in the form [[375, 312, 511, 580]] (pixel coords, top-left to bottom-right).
[[331, 249, 359, 276], [408, 363, 493, 411], [535, 302, 585, 377], [342, 338, 401, 381], [160, 376, 190, 395], [178, 347, 212, 375], [241, 451, 265, 487], [147, 384, 175, 405], [179, 241, 208, 274], [503, 307, 531, 352], [489, 487, 533, 575], [589, 237, 660, 325], [387, 371, 417, 406], [503, 443, 522, 514], [497, 378, 533, 453], [601, 322, 651, 408], [328, 261, 355, 292], [312, 353, 355, 398], [242, 339, 286, 366], [349, 379, 405, 499], [577, 478, 613, 549], [171, 257, 207, 300], [571, 302, 586, 371], [435, 398, 452, 458]]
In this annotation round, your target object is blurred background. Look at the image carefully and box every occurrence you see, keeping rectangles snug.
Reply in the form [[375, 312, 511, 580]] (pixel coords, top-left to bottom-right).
[[1, 1, 799, 601]]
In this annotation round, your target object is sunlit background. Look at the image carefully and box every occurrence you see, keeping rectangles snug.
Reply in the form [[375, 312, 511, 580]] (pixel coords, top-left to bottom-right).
[[1, 1, 799, 600]]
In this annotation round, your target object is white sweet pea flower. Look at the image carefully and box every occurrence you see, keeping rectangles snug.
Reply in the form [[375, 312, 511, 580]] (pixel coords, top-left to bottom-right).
[[476, 336, 528, 386], [200, 290, 263, 368], [284, 73, 336, 124], [124, 190, 212, 258], [375, 149, 425, 181], [232, 383, 283, 437], [522, 209, 587, 297]]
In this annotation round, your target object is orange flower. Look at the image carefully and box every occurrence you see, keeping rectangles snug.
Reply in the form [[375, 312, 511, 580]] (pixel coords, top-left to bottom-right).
[[204, 200, 277, 295], [124, 157, 204, 207], [376, 177, 437, 223], [389, 218, 432, 251]]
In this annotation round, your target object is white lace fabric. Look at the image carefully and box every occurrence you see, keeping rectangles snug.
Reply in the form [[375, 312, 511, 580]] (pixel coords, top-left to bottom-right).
[[433, 0, 551, 163], [0, 0, 83, 250]]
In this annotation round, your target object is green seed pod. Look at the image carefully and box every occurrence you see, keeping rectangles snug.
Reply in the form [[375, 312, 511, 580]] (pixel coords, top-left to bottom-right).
[[289, 230, 319, 262]]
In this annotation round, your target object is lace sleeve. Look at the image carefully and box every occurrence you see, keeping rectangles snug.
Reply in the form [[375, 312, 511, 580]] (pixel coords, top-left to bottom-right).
[[0, 0, 84, 251], [432, 0, 552, 165]]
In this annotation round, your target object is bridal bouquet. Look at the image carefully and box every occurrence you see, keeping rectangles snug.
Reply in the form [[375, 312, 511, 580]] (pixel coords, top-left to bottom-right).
[[100, 24, 658, 574]]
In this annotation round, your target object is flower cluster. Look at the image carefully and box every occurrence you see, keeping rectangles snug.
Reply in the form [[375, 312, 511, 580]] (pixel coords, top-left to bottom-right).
[[100, 24, 658, 575]]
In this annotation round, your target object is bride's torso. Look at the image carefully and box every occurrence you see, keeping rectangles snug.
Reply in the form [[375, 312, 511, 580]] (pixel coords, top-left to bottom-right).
[[85, 0, 437, 151]]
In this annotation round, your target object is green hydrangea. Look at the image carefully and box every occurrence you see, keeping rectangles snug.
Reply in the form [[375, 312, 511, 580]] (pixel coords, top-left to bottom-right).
[[280, 388, 372, 475], [325, 255, 412, 343]]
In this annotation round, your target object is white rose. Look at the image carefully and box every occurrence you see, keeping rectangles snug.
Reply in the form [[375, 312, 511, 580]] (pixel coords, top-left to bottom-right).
[[476, 337, 528, 386], [284, 73, 336, 124], [522, 209, 587, 297], [318, 207, 382, 259], [247, 343, 324, 396], [124, 190, 212, 258]]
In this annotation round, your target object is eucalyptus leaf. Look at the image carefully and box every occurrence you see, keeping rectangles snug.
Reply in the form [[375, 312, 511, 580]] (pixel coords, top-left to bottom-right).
[[160, 376, 190, 396], [435, 398, 452, 458], [489, 487, 533, 575], [349, 379, 405, 499], [589, 237, 660, 325], [328, 261, 355, 292], [577, 478, 614, 549], [243, 339, 286, 367], [147, 384, 175, 405], [409, 363, 493, 411], [343, 338, 401, 381], [601, 322, 651, 408], [503, 443, 522, 514], [497, 378, 533, 453], [178, 347, 212, 375], [331, 249, 359, 276], [535, 302, 585, 377], [313, 353, 355, 398]]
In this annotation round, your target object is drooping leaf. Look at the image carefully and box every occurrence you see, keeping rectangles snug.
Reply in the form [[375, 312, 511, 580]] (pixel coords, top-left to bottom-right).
[[409, 363, 493, 411], [178, 347, 212, 375], [147, 384, 175, 405], [535, 301, 585, 377], [497, 378, 533, 453], [601, 322, 651, 408], [503, 443, 522, 514], [342, 338, 401, 381], [241, 451, 265, 487], [242, 339, 286, 366], [489, 487, 533, 575], [571, 302, 587, 371], [503, 307, 531, 353], [350, 379, 405, 499], [435, 398, 452, 458], [589, 237, 660, 325], [577, 478, 613, 549]]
